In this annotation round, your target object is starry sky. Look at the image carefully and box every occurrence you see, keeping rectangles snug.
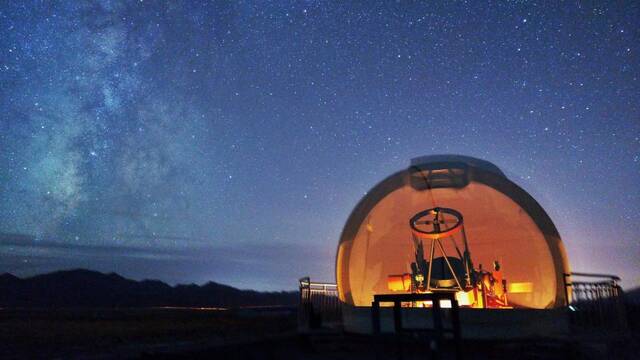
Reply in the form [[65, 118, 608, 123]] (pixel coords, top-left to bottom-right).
[[0, 1, 638, 291]]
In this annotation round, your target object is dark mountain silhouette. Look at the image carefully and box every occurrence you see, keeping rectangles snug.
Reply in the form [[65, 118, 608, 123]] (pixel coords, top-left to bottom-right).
[[0, 269, 297, 308]]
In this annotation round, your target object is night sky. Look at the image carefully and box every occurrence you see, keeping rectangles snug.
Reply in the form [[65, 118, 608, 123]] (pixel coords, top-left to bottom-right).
[[0, 1, 638, 291]]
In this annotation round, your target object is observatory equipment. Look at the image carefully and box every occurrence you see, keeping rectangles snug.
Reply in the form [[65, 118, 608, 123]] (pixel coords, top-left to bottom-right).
[[335, 155, 572, 336], [388, 206, 510, 309]]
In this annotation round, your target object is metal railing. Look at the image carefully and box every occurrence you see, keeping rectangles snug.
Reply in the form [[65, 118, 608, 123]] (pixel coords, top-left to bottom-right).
[[298, 277, 342, 329], [563, 272, 627, 331]]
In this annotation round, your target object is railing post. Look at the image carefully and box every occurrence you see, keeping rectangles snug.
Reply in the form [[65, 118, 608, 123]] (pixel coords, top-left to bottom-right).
[[372, 299, 380, 334], [451, 296, 463, 360], [393, 300, 402, 332], [432, 295, 443, 360], [298, 277, 311, 330], [563, 273, 571, 306]]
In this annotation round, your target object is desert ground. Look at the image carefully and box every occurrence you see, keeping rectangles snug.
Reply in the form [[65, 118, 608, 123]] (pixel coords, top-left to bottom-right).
[[1, 306, 639, 359]]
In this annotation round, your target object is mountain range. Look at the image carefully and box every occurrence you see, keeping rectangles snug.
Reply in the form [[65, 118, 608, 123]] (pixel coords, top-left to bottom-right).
[[0, 269, 298, 308]]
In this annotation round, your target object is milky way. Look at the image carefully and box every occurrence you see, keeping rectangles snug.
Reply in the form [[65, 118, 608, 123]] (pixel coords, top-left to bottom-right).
[[0, 1, 638, 290]]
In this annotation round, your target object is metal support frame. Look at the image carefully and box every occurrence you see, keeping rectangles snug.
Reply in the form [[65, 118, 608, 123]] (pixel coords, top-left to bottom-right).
[[371, 292, 462, 360], [412, 207, 467, 293]]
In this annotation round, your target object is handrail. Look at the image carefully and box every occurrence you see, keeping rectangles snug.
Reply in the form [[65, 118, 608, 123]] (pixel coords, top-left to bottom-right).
[[562, 271, 627, 331], [299, 277, 337, 287], [298, 277, 342, 330], [564, 272, 620, 281], [563, 272, 622, 305]]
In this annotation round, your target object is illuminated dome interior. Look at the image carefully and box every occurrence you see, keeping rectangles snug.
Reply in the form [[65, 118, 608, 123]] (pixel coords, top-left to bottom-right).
[[336, 155, 570, 309]]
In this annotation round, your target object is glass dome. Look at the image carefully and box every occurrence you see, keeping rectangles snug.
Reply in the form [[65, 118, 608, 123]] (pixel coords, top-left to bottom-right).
[[336, 155, 570, 309]]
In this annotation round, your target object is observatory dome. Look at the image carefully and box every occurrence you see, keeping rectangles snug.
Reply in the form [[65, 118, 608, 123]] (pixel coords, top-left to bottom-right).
[[336, 155, 570, 309]]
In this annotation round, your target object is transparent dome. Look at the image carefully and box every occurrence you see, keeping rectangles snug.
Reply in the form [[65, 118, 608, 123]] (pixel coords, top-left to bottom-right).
[[336, 155, 570, 309]]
